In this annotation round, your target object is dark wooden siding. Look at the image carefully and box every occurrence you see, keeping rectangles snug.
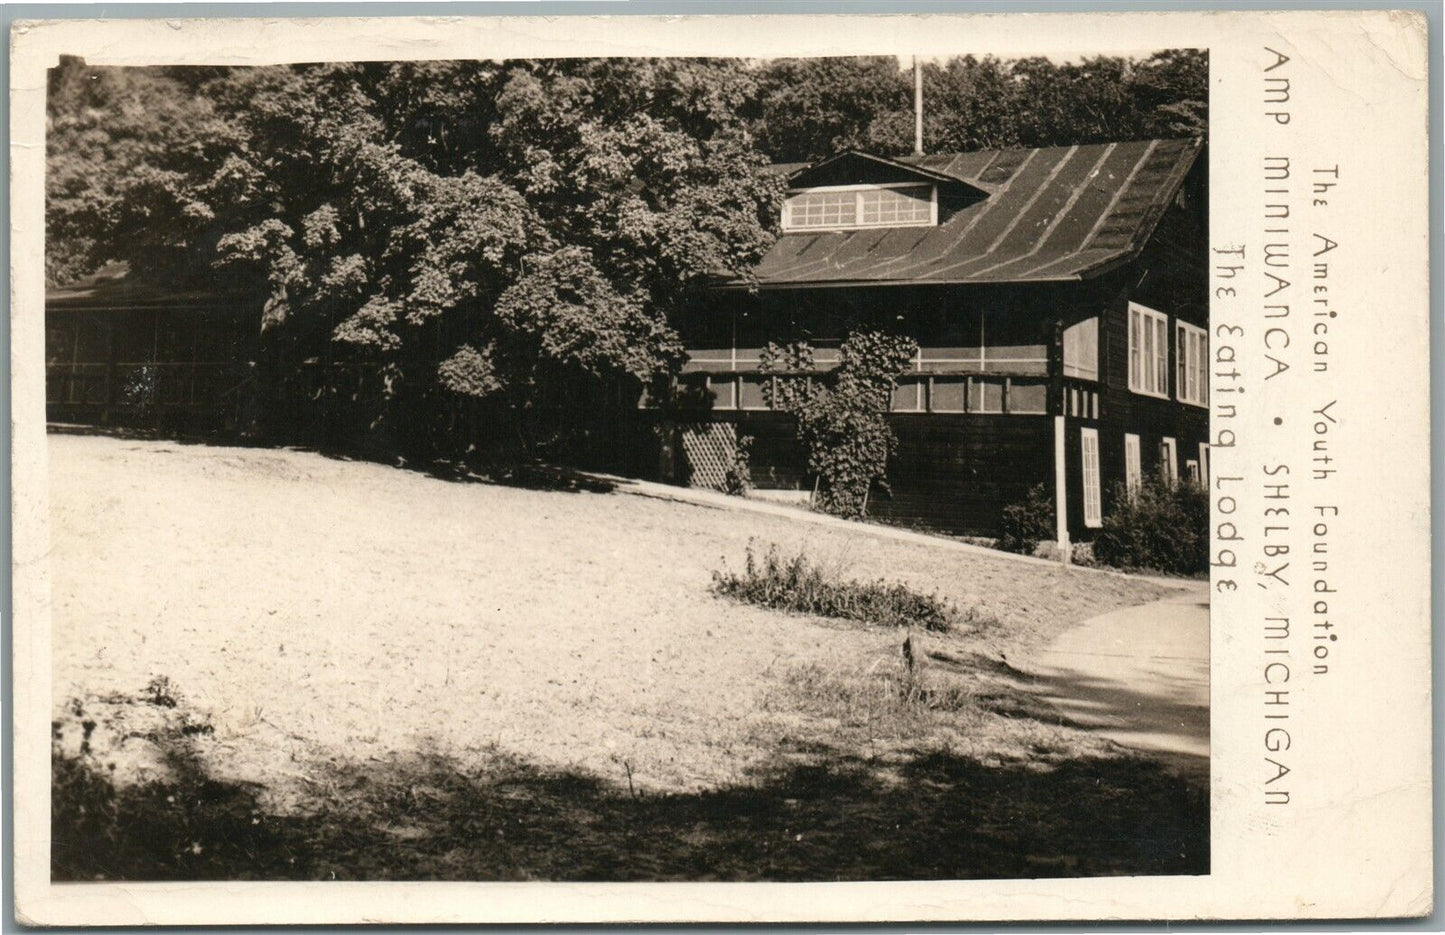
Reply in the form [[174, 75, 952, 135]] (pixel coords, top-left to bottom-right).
[[1085, 305, 1209, 536], [720, 411, 811, 490], [873, 415, 1054, 535], [642, 408, 1055, 537], [1081, 177, 1209, 537]]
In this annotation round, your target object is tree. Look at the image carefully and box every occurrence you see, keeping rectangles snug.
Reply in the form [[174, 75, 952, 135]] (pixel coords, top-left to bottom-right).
[[46, 58, 786, 454], [750, 57, 912, 162], [913, 52, 1208, 154], [745, 51, 1209, 162], [45, 58, 242, 287]]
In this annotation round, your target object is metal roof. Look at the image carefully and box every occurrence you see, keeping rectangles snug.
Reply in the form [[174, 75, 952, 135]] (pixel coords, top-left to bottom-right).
[[47, 263, 256, 311], [743, 137, 1202, 288]]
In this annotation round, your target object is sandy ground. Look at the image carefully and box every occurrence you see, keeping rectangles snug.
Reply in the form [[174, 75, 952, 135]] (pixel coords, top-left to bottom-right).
[[50, 432, 1170, 806]]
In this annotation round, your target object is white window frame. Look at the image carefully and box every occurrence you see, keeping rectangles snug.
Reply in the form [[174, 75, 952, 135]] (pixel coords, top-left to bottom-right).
[[1081, 428, 1102, 528], [1199, 442, 1210, 483], [1185, 459, 1201, 483], [782, 182, 938, 232], [1176, 320, 1208, 407], [1128, 302, 1170, 399], [1160, 436, 1178, 482], [1124, 433, 1142, 499]]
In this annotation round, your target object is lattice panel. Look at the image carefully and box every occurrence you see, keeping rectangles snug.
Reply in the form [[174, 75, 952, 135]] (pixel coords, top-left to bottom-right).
[[679, 421, 738, 491]]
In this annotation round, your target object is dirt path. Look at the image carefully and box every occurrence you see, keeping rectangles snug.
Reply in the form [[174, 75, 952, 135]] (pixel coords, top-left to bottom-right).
[[1025, 584, 1209, 778]]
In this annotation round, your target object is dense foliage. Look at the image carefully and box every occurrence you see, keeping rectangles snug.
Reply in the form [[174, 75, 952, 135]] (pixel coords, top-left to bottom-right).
[[751, 51, 1207, 162], [47, 58, 786, 452], [1092, 479, 1210, 575]]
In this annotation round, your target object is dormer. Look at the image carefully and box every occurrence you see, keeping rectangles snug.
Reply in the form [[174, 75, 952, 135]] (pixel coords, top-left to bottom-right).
[[781, 151, 989, 233]]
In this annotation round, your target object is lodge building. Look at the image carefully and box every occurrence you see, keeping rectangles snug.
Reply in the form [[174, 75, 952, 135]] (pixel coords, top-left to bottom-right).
[[46, 136, 1208, 551], [660, 137, 1210, 547]]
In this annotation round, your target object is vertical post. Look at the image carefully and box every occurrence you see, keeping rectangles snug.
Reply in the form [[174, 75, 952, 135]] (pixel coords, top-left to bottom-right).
[[69, 315, 81, 405], [1048, 317, 1064, 415], [104, 314, 118, 425], [1053, 414, 1072, 564], [1047, 315, 1066, 560], [913, 56, 924, 156]]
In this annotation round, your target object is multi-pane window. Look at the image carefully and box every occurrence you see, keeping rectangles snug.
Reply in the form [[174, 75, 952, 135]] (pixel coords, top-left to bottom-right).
[[785, 190, 856, 229], [1176, 321, 1208, 406], [784, 184, 934, 231], [738, 375, 770, 410], [859, 186, 933, 226], [709, 374, 737, 410], [1008, 382, 1047, 414], [969, 378, 1005, 413], [930, 377, 967, 412], [1128, 302, 1170, 398], [1124, 433, 1142, 499], [1081, 428, 1102, 528], [672, 360, 1052, 417]]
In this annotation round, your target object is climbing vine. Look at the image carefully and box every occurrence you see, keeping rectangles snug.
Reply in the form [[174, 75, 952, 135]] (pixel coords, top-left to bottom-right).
[[761, 331, 917, 519]]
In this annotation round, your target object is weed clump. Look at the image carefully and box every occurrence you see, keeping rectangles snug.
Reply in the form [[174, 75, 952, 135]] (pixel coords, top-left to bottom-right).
[[784, 659, 978, 722], [52, 688, 261, 881], [712, 544, 970, 633], [142, 675, 180, 708]]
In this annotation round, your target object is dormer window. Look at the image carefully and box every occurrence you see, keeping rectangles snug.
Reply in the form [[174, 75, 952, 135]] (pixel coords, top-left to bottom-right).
[[783, 183, 937, 232]]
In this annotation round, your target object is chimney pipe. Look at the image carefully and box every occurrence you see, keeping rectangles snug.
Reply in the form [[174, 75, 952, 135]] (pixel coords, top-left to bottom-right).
[[913, 56, 924, 156]]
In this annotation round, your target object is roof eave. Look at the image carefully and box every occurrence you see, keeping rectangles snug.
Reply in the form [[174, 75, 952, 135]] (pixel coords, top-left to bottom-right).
[[711, 273, 1089, 291], [787, 149, 969, 188]]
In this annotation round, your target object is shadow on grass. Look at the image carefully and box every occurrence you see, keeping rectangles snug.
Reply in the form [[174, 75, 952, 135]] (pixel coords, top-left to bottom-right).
[[1024, 667, 1209, 755], [48, 423, 619, 495], [55, 737, 1207, 883], [47, 421, 274, 449], [412, 457, 619, 495]]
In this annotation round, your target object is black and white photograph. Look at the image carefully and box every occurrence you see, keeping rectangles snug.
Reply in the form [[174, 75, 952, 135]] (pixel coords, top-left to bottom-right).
[[42, 44, 1216, 884]]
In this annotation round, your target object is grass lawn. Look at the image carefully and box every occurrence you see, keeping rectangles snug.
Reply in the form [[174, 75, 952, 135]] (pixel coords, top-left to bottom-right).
[[49, 432, 1204, 881]]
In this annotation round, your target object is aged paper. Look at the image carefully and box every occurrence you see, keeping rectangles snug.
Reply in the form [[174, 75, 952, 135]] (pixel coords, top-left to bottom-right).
[[10, 9, 1431, 924]]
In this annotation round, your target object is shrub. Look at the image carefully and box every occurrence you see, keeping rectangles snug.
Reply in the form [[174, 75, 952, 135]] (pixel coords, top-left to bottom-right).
[[712, 544, 971, 633], [996, 483, 1055, 554], [1092, 478, 1209, 575], [758, 341, 817, 412]]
